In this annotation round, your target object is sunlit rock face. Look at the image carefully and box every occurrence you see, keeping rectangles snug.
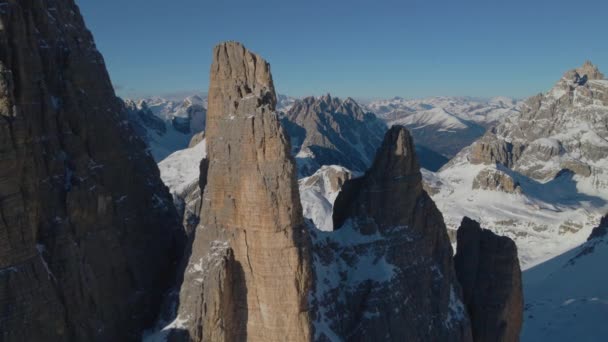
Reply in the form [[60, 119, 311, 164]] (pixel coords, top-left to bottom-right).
[[172, 42, 313, 342]]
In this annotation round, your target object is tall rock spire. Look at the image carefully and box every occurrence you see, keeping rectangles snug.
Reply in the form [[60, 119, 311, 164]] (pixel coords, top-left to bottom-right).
[[311, 126, 472, 341], [0, 0, 184, 341], [173, 41, 312, 341]]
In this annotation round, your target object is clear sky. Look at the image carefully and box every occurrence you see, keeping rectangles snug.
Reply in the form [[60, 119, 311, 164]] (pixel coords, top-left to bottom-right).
[[77, 0, 608, 100]]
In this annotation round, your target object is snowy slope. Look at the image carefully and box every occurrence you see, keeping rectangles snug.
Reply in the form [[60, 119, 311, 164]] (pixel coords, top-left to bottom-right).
[[522, 220, 608, 341], [158, 139, 207, 197], [427, 152, 606, 268], [125, 96, 207, 161], [428, 63, 608, 269], [298, 165, 358, 231]]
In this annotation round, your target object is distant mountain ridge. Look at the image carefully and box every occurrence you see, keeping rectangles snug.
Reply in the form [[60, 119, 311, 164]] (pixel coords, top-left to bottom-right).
[[282, 94, 387, 177], [365, 96, 521, 160]]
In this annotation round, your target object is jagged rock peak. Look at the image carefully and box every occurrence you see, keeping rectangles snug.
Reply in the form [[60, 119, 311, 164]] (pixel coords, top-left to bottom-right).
[[207, 41, 276, 123], [296, 93, 364, 113], [284, 92, 386, 177], [316, 125, 472, 340], [172, 41, 312, 342], [455, 217, 523, 342], [575, 60, 604, 80], [333, 125, 421, 230]]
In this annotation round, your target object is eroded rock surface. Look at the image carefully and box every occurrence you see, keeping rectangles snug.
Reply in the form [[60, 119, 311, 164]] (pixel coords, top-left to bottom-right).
[[455, 217, 523, 342], [0, 1, 183, 341], [469, 62, 608, 184], [472, 168, 520, 193], [173, 42, 312, 342]]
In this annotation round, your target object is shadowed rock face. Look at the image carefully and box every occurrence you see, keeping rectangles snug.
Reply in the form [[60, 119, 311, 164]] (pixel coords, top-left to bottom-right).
[[454, 217, 523, 342], [587, 215, 608, 241], [310, 126, 472, 341], [174, 42, 312, 342], [0, 1, 184, 341], [282, 94, 387, 177]]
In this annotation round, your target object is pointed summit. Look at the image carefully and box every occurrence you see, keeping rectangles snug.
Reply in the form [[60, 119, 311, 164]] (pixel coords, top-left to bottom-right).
[[173, 41, 312, 341], [333, 126, 422, 230], [576, 60, 604, 80], [312, 125, 472, 340], [284, 94, 386, 177]]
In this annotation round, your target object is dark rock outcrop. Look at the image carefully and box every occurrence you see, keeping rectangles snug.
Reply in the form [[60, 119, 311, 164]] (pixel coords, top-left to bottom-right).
[[310, 126, 472, 341], [454, 217, 523, 342], [282, 94, 386, 177], [587, 215, 608, 241], [172, 42, 312, 342], [0, 1, 184, 341]]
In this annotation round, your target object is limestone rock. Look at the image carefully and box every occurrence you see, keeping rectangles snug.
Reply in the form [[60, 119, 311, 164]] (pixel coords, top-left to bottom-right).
[[468, 62, 608, 183], [0, 1, 184, 341], [174, 42, 312, 342], [429, 63, 608, 269], [472, 168, 521, 193], [454, 217, 523, 342], [310, 126, 472, 341], [469, 132, 523, 167], [282, 94, 386, 177]]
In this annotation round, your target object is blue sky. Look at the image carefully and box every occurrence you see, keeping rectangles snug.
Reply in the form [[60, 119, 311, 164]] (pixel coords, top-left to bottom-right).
[[77, 0, 608, 100]]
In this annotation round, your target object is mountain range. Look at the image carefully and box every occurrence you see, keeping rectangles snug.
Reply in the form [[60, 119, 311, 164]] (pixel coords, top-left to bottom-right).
[[131, 62, 606, 342], [0, 1, 606, 341]]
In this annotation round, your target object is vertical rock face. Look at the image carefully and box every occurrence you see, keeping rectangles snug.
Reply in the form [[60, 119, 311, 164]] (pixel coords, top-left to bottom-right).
[[454, 217, 523, 342], [0, 1, 183, 341], [311, 126, 472, 341], [174, 42, 312, 342]]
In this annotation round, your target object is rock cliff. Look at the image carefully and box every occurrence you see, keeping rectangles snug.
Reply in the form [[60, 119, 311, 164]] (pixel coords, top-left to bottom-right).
[[172, 42, 312, 342], [0, 1, 183, 341], [454, 217, 523, 342]]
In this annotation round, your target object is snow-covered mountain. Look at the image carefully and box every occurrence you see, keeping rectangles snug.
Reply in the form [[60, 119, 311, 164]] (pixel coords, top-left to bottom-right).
[[367, 96, 520, 127], [157, 134, 207, 233], [522, 216, 608, 341], [299, 165, 358, 231], [366, 96, 521, 160], [277, 94, 298, 112], [124, 95, 207, 161], [426, 62, 608, 269]]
